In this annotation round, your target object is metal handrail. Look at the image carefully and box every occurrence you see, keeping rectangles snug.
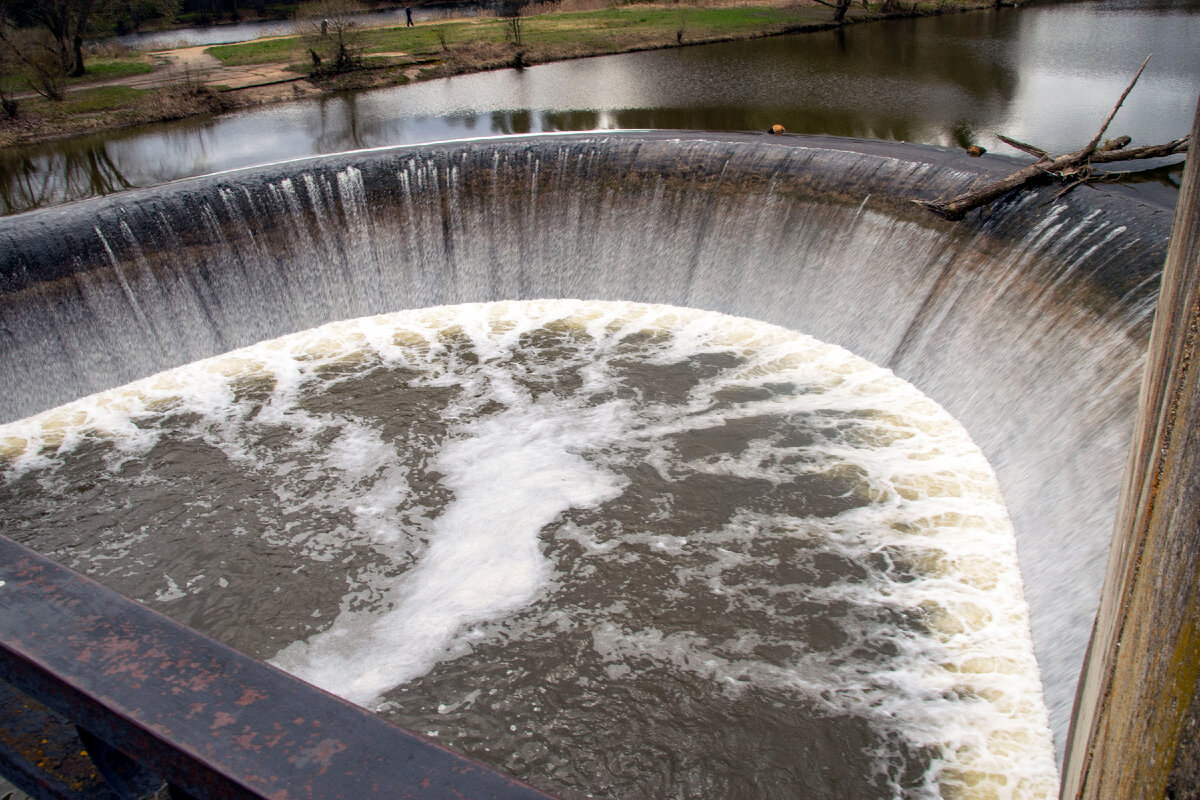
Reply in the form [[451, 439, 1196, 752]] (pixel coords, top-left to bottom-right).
[[0, 535, 562, 800]]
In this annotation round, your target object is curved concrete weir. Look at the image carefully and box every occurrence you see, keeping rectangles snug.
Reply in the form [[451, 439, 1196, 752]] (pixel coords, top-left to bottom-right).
[[0, 133, 1176, 794]]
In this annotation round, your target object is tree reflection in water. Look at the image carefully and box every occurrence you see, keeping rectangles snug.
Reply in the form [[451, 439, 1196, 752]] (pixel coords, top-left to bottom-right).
[[1, 140, 133, 215]]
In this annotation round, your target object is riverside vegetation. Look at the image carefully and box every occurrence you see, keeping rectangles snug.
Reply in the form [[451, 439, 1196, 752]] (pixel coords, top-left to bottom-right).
[[0, 0, 1009, 149]]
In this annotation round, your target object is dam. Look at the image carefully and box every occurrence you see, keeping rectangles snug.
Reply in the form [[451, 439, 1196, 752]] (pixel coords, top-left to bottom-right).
[[0, 132, 1183, 797]]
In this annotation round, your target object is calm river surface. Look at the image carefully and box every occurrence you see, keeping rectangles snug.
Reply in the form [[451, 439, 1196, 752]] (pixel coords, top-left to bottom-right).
[[2, 0, 1198, 214]]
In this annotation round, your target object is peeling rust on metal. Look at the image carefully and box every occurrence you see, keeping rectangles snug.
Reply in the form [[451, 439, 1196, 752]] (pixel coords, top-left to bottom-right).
[[0, 534, 562, 800]]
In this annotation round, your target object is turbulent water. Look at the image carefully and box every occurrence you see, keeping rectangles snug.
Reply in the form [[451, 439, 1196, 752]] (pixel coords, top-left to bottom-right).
[[0, 134, 1175, 782], [0, 301, 1056, 798]]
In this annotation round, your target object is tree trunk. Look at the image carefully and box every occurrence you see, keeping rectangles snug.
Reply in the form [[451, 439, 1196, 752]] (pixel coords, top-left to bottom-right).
[[70, 33, 85, 77]]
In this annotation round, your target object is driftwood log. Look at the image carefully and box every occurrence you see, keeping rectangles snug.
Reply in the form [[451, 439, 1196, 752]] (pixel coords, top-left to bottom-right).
[[916, 56, 1191, 221]]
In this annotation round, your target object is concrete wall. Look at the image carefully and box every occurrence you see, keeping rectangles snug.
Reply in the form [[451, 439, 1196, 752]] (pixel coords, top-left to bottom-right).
[[1062, 97, 1200, 799]]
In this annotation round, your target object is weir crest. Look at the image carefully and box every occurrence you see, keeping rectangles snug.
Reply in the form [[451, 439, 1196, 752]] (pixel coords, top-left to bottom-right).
[[0, 132, 1176, 794]]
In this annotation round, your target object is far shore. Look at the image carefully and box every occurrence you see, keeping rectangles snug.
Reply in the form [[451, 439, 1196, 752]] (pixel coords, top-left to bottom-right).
[[0, 0, 1010, 150]]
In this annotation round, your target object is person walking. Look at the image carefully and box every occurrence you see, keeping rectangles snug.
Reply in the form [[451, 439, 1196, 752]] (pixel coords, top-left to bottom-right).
[[405, 6, 414, 26]]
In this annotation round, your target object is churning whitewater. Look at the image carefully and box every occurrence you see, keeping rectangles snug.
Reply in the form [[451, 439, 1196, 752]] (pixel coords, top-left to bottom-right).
[[0, 300, 1056, 798]]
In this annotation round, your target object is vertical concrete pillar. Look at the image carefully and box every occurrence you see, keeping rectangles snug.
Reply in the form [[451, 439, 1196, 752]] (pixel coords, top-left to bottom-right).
[[1061, 97, 1200, 799]]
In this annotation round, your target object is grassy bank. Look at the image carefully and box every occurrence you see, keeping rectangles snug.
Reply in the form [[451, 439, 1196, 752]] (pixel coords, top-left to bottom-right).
[[66, 55, 156, 82], [207, 0, 999, 76], [1, 82, 230, 147], [1, 0, 1000, 148], [207, 3, 837, 69]]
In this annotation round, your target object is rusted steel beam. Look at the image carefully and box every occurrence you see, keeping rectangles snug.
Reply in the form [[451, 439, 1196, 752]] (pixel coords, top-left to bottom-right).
[[0, 535, 562, 800]]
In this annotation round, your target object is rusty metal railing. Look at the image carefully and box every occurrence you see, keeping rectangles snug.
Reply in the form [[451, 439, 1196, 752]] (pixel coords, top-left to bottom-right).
[[0, 535, 562, 800]]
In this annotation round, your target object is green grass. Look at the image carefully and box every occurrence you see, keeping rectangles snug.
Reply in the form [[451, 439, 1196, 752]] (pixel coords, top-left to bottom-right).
[[175, 0, 996, 69], [204, 5, 834, 67], [364, 21, 487, 55], [207, 36, 308, 65], [71, 57, 155, 82], [359, 21, 493, 56], [58, 85, 148, 113], [529, 5, 828, 41], [207, 19, 498, 66]]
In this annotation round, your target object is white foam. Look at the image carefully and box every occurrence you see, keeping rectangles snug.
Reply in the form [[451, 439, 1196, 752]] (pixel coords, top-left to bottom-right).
[[0, 299, 1058, 798], [273, 397, 628, 703]]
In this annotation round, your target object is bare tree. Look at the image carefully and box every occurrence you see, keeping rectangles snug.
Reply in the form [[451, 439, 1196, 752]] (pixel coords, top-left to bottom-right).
[[298, 0, 363, 75], [0, 18, 20, 114], [499, 0, 525, 47], [498, 0, 557, 55], [810, 0, 853, 24], [0, 17, 67, 99], [4, 0, 97, 76], [2, 0, 174, 78]]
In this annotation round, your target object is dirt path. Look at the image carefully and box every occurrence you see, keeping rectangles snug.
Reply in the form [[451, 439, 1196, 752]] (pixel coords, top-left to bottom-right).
[[127, 44, 304, 91], [7, 40, 307, 102]]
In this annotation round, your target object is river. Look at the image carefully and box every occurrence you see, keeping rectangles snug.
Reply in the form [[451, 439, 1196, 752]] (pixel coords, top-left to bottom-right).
[[2, 0, 1197, 216]]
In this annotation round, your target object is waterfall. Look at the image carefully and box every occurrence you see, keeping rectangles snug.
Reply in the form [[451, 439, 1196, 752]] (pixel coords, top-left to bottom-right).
[[0, 132, 1173, 763]]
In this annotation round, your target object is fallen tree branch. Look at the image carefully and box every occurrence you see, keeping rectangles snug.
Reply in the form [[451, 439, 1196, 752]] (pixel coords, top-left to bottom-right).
[[914, 56, 1189, 221], [1083, 54, 1152, 156], [914, 136, 1189, 220], [1053, 177, 1091, 202], [1087, 137, 1190, 165], [995, 134, 1050, 161]]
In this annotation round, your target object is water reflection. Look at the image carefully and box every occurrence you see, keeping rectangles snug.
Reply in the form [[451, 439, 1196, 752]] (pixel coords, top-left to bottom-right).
[[314, 93, 370, 153], [0, 139, 134, 216], [1002, 0, 1200, 148], [490, 109, 535, 136], [4, 0, 1197, 215], [1121, 162, 1186, 191]]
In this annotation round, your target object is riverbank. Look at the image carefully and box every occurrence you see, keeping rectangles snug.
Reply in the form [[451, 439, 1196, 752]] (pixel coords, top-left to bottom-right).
[[0, 0, 1004, 149]]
